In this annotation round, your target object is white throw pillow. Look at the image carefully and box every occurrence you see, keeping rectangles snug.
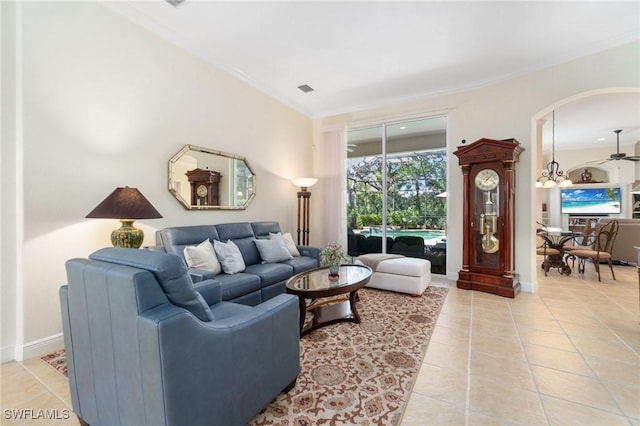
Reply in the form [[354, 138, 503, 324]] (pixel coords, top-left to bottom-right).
[[269, 232, 300, 257], [254, 237, 293, 263], [183, 239, 221, 275], [213, 240, 246, 274]]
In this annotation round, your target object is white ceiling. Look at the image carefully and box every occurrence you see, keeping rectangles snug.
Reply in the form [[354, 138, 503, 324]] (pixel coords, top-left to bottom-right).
[[103, 1, 640, 149], [542, 92, 640, 153]]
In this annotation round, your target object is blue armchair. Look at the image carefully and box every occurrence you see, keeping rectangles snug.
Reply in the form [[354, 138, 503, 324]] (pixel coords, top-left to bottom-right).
[[60, 248, 299, 426]]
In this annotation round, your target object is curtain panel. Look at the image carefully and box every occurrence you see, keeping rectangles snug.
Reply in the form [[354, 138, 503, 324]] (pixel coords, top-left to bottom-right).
[[318, 124, 347, 250]]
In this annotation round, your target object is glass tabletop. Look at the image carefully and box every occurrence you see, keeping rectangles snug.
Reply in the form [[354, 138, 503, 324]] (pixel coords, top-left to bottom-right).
[[286, 264, 372, 292], [541, 227, 574, 236]]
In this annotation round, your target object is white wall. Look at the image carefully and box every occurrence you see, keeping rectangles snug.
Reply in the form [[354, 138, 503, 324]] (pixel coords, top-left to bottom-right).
[[2, 2, 314, 361], [1, 1, 21, 363], [320, 41, 640, 294]]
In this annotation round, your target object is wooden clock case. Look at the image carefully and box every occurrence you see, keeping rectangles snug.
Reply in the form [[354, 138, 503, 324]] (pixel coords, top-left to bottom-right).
[[185, 168, 222, 206], [453, 138, 524, 298]]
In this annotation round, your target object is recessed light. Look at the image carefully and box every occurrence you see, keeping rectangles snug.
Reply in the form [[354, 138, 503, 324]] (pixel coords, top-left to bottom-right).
[[399, 126, 406, 130], [596, 137, 605, 142]]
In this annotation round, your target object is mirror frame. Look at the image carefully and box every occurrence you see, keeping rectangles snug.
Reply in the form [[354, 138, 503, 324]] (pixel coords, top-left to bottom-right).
[[168, 144, 256, 210]]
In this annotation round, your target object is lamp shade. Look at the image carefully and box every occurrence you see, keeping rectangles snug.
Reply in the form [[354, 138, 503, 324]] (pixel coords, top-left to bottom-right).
[[86, 187, 162, 219], [291, 177, 318, 189], [86, 187, 162, 248]]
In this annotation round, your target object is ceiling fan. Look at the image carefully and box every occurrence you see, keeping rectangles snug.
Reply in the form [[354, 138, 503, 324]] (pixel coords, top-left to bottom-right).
[[594, 129, 640, 163]]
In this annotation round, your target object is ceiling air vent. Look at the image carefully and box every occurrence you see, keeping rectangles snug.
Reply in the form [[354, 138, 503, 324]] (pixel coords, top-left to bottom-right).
[[297, 84, 314, 93], [165, 0, 185, 7]]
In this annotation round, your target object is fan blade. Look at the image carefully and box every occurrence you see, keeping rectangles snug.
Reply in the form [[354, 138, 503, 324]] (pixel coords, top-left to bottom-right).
[[585, 158, 610, 164], [610, 153, 629, 160], [622, 157, 640, 162]]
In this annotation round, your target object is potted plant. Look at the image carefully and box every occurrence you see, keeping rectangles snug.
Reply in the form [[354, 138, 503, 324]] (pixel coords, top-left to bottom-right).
[[321, 241, 348, 277]]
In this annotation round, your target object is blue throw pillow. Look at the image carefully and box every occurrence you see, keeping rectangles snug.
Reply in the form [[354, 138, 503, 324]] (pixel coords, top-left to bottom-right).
[[254, 237, 293, 263], [213, 240, 246, 274]]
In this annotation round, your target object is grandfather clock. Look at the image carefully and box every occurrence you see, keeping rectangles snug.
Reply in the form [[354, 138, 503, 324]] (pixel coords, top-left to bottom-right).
[[186, 168, 222, 206], [453, 138, 524, 298]]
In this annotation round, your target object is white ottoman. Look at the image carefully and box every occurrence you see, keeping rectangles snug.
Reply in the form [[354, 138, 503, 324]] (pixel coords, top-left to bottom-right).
[[356, 255, 431, 296]]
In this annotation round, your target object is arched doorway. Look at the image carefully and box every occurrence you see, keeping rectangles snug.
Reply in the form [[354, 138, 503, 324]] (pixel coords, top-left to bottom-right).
[[532, 88, 640, 280]]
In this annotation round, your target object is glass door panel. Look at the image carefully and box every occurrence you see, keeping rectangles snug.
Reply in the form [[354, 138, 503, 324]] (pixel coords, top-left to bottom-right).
[[347, 117, 448, 263], [347, 125, 384, 256]]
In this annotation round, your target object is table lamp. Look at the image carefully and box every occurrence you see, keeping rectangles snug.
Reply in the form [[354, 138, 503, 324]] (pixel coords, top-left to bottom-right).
[[86, 187, 162, 248]]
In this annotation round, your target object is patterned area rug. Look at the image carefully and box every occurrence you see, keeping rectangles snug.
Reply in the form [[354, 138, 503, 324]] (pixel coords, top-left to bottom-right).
[[41, 286, 447, 425], [40, 349, 67, 376], [250, 286, 448, 425]]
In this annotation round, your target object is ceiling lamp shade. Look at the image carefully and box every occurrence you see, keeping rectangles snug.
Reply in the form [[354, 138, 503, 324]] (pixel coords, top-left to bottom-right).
[[86, 187, 162, 248], [535, 111, 573, 189], [291, 177, 318, 190]]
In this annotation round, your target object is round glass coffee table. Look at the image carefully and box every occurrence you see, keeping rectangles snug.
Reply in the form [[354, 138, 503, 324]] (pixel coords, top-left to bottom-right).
[[285, 264, 372, 336]]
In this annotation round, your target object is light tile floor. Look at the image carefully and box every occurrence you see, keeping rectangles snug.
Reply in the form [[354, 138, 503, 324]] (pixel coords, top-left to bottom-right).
[[403, 262, 639, 426], [2, 262, 638, 425]]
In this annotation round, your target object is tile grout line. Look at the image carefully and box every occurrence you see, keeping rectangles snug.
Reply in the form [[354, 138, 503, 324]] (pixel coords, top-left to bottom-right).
[[464, 291, 473, 426], [19, 360, 73, 411], [538, 286, 631, 421], [588, 282, 640, 358], [508, 293, 552, 426]]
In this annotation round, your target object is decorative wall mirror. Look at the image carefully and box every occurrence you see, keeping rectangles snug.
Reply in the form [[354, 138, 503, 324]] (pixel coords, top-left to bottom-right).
[[169, 145, 256, 210]]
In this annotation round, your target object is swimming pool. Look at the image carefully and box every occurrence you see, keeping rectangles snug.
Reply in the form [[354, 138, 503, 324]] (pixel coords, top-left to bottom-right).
[[359, 228, 445, 243]]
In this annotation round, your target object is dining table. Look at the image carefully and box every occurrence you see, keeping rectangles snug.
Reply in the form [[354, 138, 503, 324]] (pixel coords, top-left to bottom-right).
[[538, 227, 578, 275]]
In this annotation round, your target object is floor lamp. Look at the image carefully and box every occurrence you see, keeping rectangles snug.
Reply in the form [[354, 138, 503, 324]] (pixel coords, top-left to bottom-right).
[[291, 177, 318, 245]]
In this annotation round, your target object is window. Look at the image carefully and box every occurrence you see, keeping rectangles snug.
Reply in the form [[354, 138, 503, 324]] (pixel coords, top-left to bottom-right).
[[346, 117, 447, 257]]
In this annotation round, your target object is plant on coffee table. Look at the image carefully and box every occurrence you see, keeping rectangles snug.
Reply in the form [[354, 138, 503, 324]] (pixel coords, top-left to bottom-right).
[[321, 241, 348, 276]]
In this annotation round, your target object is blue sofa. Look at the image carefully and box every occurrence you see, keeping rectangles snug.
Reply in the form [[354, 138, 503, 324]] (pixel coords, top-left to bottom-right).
[[60, 248, 300, 426], [156, 221, 320, 306]]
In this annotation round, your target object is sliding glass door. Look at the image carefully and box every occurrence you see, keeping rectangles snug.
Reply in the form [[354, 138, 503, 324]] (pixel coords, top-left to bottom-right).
[[346, 117, 447, 261]]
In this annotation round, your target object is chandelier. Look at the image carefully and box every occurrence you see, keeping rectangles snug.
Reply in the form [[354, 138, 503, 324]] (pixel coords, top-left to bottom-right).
[[536, 110, 573, 188]]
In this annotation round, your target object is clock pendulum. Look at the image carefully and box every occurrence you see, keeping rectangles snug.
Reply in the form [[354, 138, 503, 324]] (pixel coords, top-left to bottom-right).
[[479, 191, 499, 254]]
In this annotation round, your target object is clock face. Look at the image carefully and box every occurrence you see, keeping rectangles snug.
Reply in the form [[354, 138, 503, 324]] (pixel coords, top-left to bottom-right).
[[475, 169, 499, 191], [196, 185, 208, 197]]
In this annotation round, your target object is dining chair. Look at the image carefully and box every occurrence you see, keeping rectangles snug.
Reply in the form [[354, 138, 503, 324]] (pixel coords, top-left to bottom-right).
[[567, 220, 619, 282], [536, 228, 561, 276], [566, 218, 594, 249], [564, 220, 597, 267]]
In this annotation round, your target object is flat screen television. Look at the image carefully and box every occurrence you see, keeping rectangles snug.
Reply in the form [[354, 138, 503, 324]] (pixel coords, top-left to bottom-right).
[[560, 187, 621, 214]]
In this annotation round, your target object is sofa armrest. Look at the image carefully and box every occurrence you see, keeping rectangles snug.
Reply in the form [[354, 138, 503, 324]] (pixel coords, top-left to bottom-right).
[[138, 296, 300, 426], [253, 293, 297, 312], [188, 267, 216, 283], [193, 279, 222, 306], [297, 245, 320, 261]]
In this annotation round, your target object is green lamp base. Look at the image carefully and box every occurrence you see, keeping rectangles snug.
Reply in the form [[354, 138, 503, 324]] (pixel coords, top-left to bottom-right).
[[111, 220, 144, 248]]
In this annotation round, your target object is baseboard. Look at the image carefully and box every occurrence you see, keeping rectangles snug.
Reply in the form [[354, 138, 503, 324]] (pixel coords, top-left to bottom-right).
[[2, 333, 65, 362], [520, 280, 536, 293]]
